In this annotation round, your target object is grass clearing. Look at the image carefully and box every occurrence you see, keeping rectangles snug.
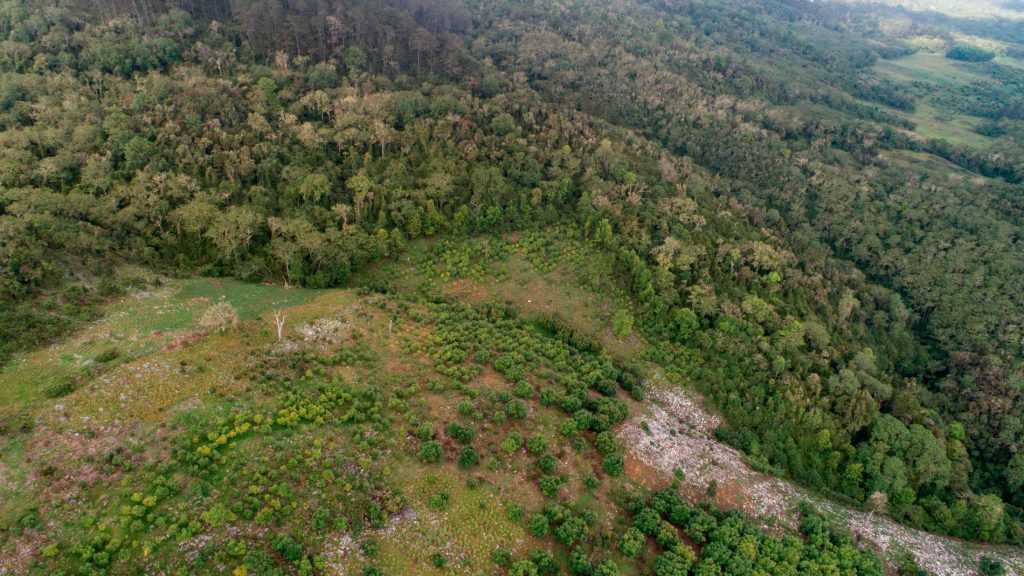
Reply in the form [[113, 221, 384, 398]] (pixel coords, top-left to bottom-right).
[[875, 52, 987, 86], [332, 464, 532, 576], [900, 103, 990, 148], [0, 277, 320, 424]]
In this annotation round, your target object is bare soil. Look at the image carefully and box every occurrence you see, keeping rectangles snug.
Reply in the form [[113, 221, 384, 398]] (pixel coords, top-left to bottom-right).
[[618, 377, 1024, 576]]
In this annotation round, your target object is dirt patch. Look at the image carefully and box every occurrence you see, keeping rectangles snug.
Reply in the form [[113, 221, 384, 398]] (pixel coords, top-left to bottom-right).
[[444, 278, 489, 304], [624, 452, 662, 489], [165, 330, 205, 350], [618, 377, 1024, 576], [296, 317, 353, 345], [0, 533, 38, 575]]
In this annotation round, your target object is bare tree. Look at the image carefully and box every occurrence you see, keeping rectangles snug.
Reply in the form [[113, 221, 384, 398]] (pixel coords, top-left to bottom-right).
[[273, 308, 287, 340]]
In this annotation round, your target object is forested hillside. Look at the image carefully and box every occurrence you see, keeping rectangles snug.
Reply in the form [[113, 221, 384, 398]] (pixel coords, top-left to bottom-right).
[[1, 0, 1024, 573]]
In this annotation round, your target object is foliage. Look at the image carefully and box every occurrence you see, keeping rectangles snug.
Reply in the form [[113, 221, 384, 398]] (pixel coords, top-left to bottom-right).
[[946, 44, 995, 62]]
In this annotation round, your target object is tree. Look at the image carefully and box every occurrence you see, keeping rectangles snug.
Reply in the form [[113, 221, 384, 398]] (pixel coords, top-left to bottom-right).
[[1006, 452, 1024, 492], [674, 308, 700, 341], [635, 508, 662, 536], [298, 172, 331, 205], [653, 550, 692, 576], [554, 516, 588, 546], [207, 206, 260, 262], [200, 302, 238, 334], [347, 169, 374, 221], [171, 199, 218, 238], [973, 494, 1006, 541], [123, 136, 159, 172], [618, 527, 645, 557], [866, 491, 888, 520], [332, 203, 352, 233]]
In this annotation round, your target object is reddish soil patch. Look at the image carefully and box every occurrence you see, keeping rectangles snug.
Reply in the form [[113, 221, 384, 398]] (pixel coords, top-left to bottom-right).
[[444, 278, 489, 303], [624, 452, 662, 489], [166, 330, 205, 350], [471, 366, 509, 392]]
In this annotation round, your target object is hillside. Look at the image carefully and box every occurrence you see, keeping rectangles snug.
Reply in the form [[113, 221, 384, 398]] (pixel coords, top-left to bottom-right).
[[0, 235, 1017, 575], [2, 0, 1024, 574]]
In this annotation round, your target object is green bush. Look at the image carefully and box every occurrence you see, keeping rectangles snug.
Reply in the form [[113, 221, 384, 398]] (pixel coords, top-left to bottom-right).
[[618, 526, 645, 557], [458, 446, 480, 468], [95, 347, 121, 363], [418, 440, 443, 463], [445, 422, 474, 444], [43, 378, 77, 399], [947, 44, 994, 62], [527, 513, 549, 538]]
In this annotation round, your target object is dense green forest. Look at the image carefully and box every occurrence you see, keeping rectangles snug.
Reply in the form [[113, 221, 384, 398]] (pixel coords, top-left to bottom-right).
[[1, 0, 1024, 572]]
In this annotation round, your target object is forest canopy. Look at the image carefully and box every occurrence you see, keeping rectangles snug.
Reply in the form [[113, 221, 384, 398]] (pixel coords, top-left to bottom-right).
[[2, 0, 1024, 560]]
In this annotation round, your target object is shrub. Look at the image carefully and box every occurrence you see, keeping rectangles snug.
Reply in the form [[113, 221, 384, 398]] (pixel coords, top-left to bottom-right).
[[311, 507, 332, 531], [492, 547, 514, 567], [200, 302, 239, 333], [527, 513, 549, 538], [95, 347, 121, 363], [514, 381, 534, 398], [445, 422, 474, 444], [536, 453, 557, 474], [506, 501, 525, 521], [43, 378, 77, 399], [510, 560, 539, 576], [458, 446, 480, 468], [270, 534, 304, 563], [612, 309, 634, 338], [530, 550, 558, 576], [554, 516, 589, 546], [526, 435, 548, 455], [418, 440, 443, 463], [655, 520, 681, 549], [506, 399, 528, 420], [568, 548, 593, 575], [595, 431, 618, 455], [538, 475, 564, 497], [429, 491, 450, 510], [602, 451, 624, 477], [980, 556, 1007, 576], [200, 503, 232, 527], [947, 43, 994, 62], [501, 432, 524, 454], [593, 560, 619, 576]]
